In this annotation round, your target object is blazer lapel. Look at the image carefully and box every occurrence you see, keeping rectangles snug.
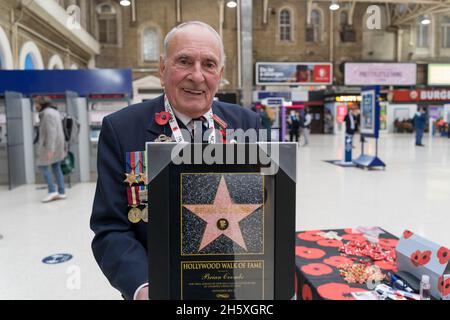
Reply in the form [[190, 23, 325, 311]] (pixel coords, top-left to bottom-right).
[[146, 95, 172, 139]]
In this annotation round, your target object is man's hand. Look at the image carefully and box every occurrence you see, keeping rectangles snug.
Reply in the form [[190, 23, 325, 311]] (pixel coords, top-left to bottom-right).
[[135, 285, 149, 300]]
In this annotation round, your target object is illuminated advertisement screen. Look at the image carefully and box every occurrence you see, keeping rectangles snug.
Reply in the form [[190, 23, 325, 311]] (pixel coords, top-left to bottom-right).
[[256, 62, 332, 85], [345, 63, 416, 86], [428, 64, 450, 85]]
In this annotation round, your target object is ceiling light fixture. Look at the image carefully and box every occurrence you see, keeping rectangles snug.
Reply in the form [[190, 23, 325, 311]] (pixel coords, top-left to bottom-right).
[[226, 1, 237, 9], [421, 16, 431, 25], [329, 1, 340, 11]]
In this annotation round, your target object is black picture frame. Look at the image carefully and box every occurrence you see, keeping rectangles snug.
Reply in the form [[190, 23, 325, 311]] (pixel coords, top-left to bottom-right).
[[147, 143, 296, 300]]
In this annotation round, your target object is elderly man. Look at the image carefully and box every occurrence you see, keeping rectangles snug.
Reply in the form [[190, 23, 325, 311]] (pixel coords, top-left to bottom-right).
[[90, 21, 260, 300]]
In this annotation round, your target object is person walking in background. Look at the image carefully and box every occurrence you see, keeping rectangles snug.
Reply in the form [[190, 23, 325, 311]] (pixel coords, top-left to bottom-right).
[[260, 104, 274, 140], [288, 110, 300, 142], [301, 108, 312, 145], [344, 107, 358, 148], [34, 96, 67, 203], [413, 107, 427, 146], [324, 109, 333, 134]]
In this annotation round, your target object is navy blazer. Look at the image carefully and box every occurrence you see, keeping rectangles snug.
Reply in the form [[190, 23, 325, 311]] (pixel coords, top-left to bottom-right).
[[90, 95, 260, 299]]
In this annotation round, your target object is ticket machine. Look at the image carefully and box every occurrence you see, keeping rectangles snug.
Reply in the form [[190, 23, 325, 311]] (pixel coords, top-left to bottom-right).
[[260, 97, 292, 141], [1, 91, 34, 189]]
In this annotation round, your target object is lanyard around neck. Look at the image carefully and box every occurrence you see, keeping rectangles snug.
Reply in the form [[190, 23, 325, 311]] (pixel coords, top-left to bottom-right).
[[164, 96, 216, 143]]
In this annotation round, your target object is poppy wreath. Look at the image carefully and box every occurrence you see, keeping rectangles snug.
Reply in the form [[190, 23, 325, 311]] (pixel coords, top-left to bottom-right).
[[317, 282, 367, 300], [437, 247, 450, 265], [296, 246, 326, 259], [300, 263, 333, 276], [410, 250, 432, 267]]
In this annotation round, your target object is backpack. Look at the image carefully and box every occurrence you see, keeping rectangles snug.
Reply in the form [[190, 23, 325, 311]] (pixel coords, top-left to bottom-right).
[[62, 115, 80, 144]]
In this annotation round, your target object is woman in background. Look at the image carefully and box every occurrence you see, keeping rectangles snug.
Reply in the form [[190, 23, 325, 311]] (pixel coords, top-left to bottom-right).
[[34, 96, 67, 203]]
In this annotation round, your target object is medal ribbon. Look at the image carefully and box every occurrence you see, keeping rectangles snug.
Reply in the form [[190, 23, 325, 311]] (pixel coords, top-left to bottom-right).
[[164, 95, 217, 143], [139, 185, 147, 203], [135, 151, 143, 182], [125, 152, 131, 172], [126, 186, 140, 206]]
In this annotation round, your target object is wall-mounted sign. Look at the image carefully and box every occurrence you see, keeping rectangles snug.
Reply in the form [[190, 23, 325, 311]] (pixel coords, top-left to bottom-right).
[[336, 95, 362, 102], [256, 62, 332, 86], [391, 89, 450, 102], [428, 64, 450, 85], [344, 63, 416, 86]]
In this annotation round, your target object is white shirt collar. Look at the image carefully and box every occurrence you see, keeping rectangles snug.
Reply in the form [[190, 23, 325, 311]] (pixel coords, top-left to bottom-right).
[[166, 95, 212, 128], [171, 107, 192, 128]]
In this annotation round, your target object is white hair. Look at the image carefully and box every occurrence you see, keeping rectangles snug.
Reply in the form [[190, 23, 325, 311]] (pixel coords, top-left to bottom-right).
[[163, 21, 225, 66]]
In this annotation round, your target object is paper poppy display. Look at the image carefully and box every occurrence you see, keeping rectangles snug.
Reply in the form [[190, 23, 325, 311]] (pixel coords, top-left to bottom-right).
[[297, 231, 323, 242], [295, 246, 326, 259], [437, 247, 450, 265], [323, 255, 353, 267], [374, 260, 398, 271], [300, 263, 333, 276], [317, 282, 367, 300], [378, 238, 399, 248], [302, 284, 313, 300], [316, 239, 343, 248], [410, 250, 432, 267], [344, 228, 363, 234], [403, 230, 414, 239], [438, 275, 450, 297], [342, 234, 366, 242]]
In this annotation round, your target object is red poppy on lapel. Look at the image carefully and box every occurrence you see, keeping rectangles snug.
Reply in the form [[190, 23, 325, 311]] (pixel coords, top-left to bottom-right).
[[155, 111, 171, 125]]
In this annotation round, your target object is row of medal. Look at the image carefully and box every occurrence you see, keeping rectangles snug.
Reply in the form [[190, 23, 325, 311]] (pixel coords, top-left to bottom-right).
[[124, 151, 149, 224], [127, 186, 148, 223]]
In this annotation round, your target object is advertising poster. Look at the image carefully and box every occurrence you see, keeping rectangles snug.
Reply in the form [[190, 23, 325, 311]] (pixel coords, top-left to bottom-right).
[[360, 87, 380, 138], [345, 63, 416, 86], [256, 62, 332, 85]]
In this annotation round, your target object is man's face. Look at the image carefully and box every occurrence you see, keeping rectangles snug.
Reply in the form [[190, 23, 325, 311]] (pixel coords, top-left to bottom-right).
[[159, 25, 224, 118]]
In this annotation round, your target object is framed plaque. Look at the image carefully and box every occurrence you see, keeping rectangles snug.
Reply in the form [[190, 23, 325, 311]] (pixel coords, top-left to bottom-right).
[[146, 143, 296, 300]]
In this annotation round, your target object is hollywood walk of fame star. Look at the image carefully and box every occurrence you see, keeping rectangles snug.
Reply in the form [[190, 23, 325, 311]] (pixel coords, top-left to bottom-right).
[[183, 176, 262, 251]]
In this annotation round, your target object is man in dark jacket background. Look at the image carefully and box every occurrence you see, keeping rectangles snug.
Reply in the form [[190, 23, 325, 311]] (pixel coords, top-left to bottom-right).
[[413, 107, 427, 146]]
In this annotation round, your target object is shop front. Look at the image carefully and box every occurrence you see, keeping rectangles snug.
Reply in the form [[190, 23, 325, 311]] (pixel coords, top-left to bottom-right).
[[389, 88, 450, 136]]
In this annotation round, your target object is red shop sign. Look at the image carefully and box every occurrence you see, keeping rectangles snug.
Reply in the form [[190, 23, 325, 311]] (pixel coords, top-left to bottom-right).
[[392, 89, 450, 102]]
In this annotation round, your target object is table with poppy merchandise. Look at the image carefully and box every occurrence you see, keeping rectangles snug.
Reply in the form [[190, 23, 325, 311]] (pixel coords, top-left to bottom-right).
[[295, 228, 399, 300]]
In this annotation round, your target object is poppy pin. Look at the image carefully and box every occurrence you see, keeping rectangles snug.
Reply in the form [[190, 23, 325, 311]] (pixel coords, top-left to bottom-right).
[[155, 111, 171, 125]]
